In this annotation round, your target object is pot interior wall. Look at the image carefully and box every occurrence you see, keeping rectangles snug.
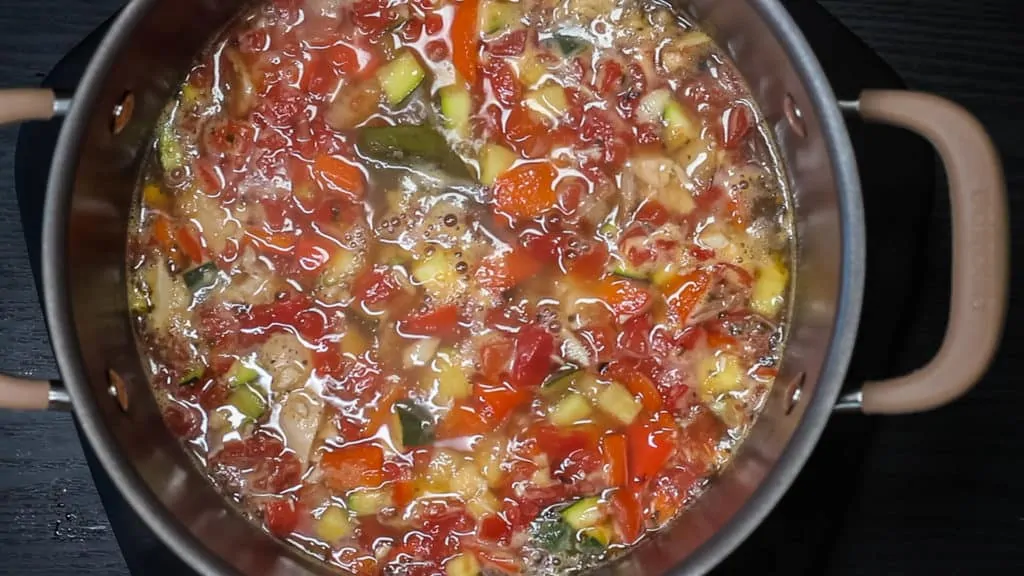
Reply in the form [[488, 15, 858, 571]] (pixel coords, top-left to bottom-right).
[[53, 0, 855, 574]]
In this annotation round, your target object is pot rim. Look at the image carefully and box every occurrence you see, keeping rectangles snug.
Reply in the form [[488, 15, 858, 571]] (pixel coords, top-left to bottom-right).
[[40, 0, 865, 574]]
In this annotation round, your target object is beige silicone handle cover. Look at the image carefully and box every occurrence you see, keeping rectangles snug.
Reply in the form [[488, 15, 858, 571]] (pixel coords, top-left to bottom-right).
[[0, 88, 56, 125], [856, 90, 1008, 414], [0, 375, 52, 410]]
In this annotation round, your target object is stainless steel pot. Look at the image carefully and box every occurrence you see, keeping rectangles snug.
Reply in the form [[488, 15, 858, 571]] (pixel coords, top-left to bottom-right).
[[0, 0, 1008, 574]]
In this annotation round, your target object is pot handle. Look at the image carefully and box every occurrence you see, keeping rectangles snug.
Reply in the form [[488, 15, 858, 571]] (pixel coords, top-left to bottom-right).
[[0, 375, 71, 411], [0, 88, 70, 126], [836, 90, 1008, 414]]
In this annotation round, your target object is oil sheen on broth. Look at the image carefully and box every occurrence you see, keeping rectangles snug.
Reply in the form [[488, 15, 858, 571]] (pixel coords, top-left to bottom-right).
[[126, 0, 793, 573]]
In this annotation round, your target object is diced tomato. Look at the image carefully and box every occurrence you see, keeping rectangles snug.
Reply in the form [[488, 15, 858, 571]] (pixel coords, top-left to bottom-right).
[[648, 466, 699, 526], [397, 305, 460, 337], [424, 13, 444, 36], [502, 105, 550, 158], [484, 58, 522, 107], [527, 424, 601, 471], [163, 402, 200, 438], [294, 231, 339, 273], [578, 107, 628, 169], [617, 62, 648, 120], [565, 241, 608, 280], [425, 39, 450, 62], [352, 266, 403, 307], [478, 513, 512, 543], [485, 28, 527, 57], [555, 175, 586, 215], [399, 17, 424, 43], [662, 270, 711, 323], [634, 122, 663, 146], [321, 442, 385, 491], [264, 498, 299, 536], [595, 278, 653, 318], [313, 154, 365, 199], [479, 339, 514, 384], [240, 292, 311, 334], [492, 161, 558, 220], [576, 325, 615, 364], [627, 411, 677, 486], [484, 304, 529, 333], [594, 58, 624, 97], [510, 324, 554, 389], [609, 488, 644, 543], [600, 433, 628, 487], [475, 248, 540, 291], [450, 0, 480, 86], [314, 344, 345, 379], [634, 200, 670, 227], [618, 314, 651, 356]]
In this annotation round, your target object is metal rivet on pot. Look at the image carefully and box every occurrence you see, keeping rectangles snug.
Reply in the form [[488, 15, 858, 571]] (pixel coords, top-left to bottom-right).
[[111, 91, 135, 135], [783, 94, 806, 138], [784, 372, 805, 415], [107, 369, 129, 412]]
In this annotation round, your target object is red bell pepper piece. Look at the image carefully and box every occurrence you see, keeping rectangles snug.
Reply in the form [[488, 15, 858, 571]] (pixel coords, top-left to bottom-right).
[[450, 0, 480, 87], [264, 498, 299, 537], [511, 324, 555, 389], [627, 410, 677, 486]]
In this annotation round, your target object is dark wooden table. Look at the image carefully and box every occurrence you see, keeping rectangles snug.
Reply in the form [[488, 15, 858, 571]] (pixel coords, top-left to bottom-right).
[[0, 0, 1020, 574]]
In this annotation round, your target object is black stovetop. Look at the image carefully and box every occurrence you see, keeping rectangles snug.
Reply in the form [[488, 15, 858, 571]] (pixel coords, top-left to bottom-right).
[[13, 1, 939, 574]]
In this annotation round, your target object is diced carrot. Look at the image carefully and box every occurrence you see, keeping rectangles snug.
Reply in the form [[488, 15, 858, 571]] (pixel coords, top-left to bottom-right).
[[475, 248, 541, 291], [450, 0, 480, 87], [705, 330, 738, 350], [609, 488, 644, 544], [397, 305, 461, 337], [392, 478, 416, 507], [608, 363, 662, 413], [492, 161, 558, 220], [176, 223, 205, 264], [661, 270, 711, 323], [364, 387, 402, 440], [246, 228, 296, 254], [595, 277, 653, 318], [313, 154, 365, 199], [152, 214, 174, 250], [436, 403, 490, 439], [600, 433, 628, 487], [321, 443, 385, 491]]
